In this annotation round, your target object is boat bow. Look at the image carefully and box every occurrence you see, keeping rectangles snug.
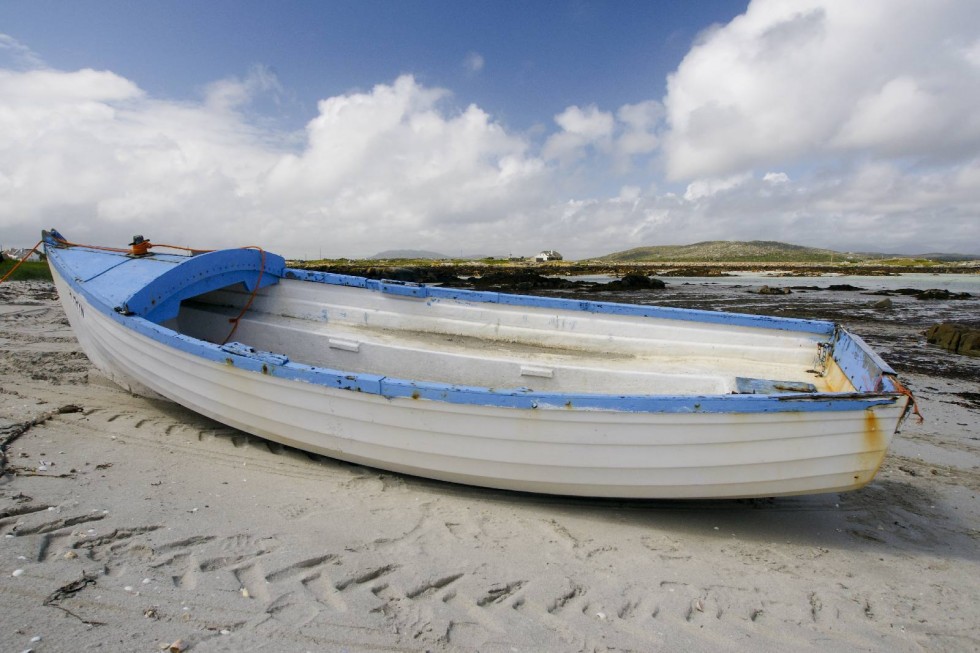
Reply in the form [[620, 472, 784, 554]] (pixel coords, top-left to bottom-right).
[[43, 229, 284, 323]]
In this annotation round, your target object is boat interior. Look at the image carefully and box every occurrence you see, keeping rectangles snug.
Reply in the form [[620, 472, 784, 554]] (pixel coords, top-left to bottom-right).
[[165, 278, 852, 396]]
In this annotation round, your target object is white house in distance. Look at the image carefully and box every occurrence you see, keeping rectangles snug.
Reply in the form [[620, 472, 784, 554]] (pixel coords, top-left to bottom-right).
[[534, 250, 563, 262], [2, 247, 42, 262]]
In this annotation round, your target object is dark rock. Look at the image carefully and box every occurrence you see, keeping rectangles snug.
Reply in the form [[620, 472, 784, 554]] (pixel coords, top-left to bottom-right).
[[323, 265, 462, 284], [469, 270, 577, 290], [917, 288, 949, 300], [385, 267, 422, 282], [601, 273, 667, 291], [886, 287, 972, 300], [871, 298, 893, 310], [758, 285, 792, 295], [925, 323, 980, 357], [827, 284, 864, 291], [915, 288, 972, 300]]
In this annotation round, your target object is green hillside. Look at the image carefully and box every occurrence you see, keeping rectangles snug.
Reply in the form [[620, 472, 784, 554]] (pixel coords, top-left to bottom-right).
[[599, 240, 854, 263]]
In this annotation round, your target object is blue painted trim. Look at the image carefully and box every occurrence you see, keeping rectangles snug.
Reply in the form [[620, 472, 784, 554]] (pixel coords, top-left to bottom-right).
[[123, 249, 285, 322], [373, 377, 897, 413], [43, 239, 285, 324], [379, 280, 429, 297], [831, 329, 894, 392], [220, 342, 289, 366], [46, 237, 901, 415]]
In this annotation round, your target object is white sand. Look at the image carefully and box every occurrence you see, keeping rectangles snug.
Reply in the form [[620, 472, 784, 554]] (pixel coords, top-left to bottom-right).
[[2, 280, 979, 652]]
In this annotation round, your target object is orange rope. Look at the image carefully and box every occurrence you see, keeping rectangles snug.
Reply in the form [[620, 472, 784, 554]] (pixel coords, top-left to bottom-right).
[[0, 239, 44, 284], [47, 232, 130, 254], [221, 246, 266, 345], [890, 377, 923, 423], [47, 233, 215, 257]]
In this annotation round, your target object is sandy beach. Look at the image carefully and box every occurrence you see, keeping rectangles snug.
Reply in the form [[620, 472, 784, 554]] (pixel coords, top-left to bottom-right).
[[2, 278, 979, 652]]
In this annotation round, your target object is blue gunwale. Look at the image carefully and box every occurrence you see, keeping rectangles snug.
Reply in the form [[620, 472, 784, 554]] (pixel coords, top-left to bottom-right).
[[44, 237, 903, 415]]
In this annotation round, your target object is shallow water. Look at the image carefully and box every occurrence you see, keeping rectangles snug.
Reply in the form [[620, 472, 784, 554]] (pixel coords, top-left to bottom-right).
[[670, 272, 980, 293], [558, 273, 980, 326]]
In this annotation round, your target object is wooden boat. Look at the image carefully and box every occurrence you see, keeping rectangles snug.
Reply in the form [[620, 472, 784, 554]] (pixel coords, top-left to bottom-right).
[[43, 229, 912, 499]]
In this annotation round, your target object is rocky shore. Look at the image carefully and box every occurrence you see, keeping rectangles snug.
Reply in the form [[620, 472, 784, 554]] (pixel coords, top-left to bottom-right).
[[297, 259, 980, 282]]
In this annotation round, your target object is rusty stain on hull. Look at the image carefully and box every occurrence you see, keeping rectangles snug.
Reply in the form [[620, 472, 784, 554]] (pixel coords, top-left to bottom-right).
[[853, 409, 888, 488]]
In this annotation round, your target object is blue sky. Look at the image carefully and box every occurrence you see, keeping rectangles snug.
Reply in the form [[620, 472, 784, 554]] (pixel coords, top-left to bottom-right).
[[2, 1, 979, 258], [2, 1, 743, 131]]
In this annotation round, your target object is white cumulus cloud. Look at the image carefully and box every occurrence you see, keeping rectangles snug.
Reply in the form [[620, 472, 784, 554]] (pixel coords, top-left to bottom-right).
[[663, 0, 980, 179], [0, 67, 551, 257], [614, 100, 662, 161], [542, 105, 615, 163], [261, 75, 547, 245]]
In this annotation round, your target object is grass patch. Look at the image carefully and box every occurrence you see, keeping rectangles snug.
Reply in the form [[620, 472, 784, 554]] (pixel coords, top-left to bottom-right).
[[876, 258, 941, 267], [0, 258, 52, 281]]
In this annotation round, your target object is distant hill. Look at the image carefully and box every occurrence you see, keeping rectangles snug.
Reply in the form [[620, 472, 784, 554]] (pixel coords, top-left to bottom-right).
[[597, 241, 980, 263], [366, 243, 978, 264], [913, 252, 980, 262], [369, 249, 450, 260], [598, 241, 848, 263]]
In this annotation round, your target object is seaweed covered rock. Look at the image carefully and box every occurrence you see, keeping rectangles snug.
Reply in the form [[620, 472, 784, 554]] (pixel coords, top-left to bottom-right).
[[871, 298, 893, 310], [383, 267, 462, 284], [757, 285, 792, 295], [309, 265, 462, 284], [877, 288, 972, 300], [601, 273, 666, 291], [469, 270, 577, 291], [925, 323, 980, 357], [915, 289, 972, 300]]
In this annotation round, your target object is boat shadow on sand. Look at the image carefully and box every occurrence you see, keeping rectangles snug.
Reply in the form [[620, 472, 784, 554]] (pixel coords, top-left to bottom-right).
[[405, 472, 975, 562], [149, 399, 975, 564]]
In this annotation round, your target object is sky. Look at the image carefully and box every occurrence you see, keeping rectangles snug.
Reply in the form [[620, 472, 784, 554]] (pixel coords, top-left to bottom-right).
[[1, 0, 979, 259]]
